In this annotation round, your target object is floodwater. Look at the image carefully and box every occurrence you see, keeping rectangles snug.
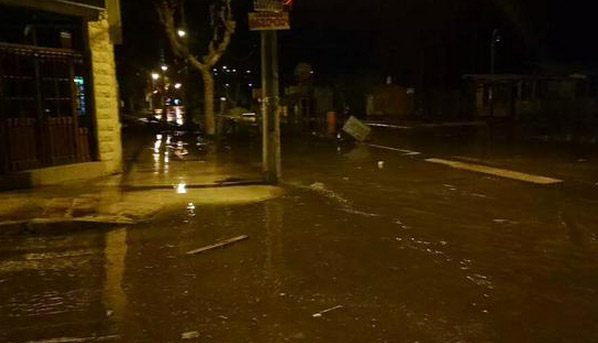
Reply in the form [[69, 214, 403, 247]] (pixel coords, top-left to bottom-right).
[[1, 129, 598, 342]]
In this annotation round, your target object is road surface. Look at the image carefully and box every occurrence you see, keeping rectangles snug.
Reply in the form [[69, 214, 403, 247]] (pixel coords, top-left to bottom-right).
[[1, 127, 597, 343]]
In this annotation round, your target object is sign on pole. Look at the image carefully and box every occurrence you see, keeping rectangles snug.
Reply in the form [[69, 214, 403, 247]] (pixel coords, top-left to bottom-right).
[[248, 12, 290, 31], [254, 0, 284, 12], [343, 116, 372, 142], [251, 0, 290, 184]]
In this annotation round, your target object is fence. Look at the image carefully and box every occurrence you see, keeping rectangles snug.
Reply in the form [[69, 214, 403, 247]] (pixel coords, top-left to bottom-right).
[[0, 43, 94, 174]]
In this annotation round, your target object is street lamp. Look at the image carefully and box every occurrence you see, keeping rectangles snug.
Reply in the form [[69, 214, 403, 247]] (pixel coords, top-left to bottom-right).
[[151, 72, 160, 80], [161, 64, 169, 72], [174, 83, 182, 89], [177, 29, 187, 38]]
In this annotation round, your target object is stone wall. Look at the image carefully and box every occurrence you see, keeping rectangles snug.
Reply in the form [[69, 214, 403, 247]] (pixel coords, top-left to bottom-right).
[[88, 15, 122, 174]]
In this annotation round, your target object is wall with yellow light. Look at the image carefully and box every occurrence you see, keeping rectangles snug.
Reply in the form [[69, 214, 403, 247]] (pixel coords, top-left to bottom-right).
[[88, 14, 122, 174]]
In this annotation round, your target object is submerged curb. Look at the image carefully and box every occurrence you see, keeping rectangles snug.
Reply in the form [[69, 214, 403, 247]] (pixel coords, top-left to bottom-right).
[[0, 217, 138, 236]]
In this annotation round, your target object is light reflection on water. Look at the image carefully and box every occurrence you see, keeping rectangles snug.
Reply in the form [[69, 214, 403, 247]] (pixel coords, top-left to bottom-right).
[[176, 183, 187, 194]]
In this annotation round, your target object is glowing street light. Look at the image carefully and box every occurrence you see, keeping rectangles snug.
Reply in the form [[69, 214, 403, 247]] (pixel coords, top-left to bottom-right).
[[151, 72, 160, 80], [174, 83, 182, 89], [177, 29, 187, 38], [161, 65, 169, 72]]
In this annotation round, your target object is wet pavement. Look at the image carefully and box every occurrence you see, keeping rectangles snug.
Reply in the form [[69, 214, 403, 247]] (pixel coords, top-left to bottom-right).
[[2, 127, 598, 342], [0, 130, 277, 228]]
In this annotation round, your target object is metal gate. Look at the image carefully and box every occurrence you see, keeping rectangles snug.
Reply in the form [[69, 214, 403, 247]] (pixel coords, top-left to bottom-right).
[[0, 43, 94, 174]]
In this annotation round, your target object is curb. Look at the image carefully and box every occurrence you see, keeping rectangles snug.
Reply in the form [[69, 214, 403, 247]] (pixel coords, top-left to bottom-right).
[[119, 179, 269, 192], [0, 217, 136, 236]]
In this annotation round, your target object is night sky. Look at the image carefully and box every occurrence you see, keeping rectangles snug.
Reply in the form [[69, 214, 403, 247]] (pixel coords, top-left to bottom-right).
[[118, 0, 597, 88]]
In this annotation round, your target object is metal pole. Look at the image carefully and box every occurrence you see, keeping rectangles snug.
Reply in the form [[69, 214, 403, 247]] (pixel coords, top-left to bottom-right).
[[489, 41, 495, 117], [261, 30, 281, 184], [489, 29, 498, 118], [490, 41, 496, 76], [0, 52, 8, 174]]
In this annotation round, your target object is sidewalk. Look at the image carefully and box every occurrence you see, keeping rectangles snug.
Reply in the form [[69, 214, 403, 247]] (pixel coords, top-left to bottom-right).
[[0, 130, 282, 232]]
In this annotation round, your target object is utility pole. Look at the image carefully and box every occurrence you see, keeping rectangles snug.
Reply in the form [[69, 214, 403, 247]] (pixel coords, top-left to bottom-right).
[[489, 29, 501, 117], [261, 30, 281, 184], [249, 0, 291, 185], [490, 29, 501, 75]]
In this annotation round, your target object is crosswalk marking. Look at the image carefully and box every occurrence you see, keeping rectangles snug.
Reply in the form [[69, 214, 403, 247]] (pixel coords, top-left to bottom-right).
[[425, 158, 563, 185], [368, 144, 421, 156]]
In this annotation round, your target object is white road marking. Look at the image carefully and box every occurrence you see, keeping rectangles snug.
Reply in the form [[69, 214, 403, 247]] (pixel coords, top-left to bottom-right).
[[368, 144, 422, 156], [367, 121, 485, 129], [367, 123, 412, 129], [419, 121, 485, 128], [425, 158, 563, 185]]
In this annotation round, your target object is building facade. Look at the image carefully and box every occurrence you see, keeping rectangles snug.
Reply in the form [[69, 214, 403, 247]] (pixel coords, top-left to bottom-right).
[[0, 0, 122, 188]]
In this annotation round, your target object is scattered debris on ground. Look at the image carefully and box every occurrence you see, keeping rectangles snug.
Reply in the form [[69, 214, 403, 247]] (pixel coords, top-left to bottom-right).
[[186, 235, 250, 255]]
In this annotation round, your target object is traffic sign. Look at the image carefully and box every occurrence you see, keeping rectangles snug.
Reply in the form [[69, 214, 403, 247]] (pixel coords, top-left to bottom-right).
[[248, 12, 290, 31], [343, 116, 372, 142]]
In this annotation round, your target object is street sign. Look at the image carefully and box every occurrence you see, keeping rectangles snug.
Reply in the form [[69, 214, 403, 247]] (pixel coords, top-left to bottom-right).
[[343, 116, 372, 142], [254, 0, 284, 12], [248, 12, 290, 31]]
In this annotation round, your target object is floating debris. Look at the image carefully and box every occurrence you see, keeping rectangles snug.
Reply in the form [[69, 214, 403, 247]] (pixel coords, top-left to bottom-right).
[[181, 331, 200, 340], [313, 305, 344, 318], [187, 235, 249, 255]]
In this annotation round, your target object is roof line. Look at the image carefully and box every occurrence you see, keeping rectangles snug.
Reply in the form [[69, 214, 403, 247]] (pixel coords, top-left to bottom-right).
[[53, 0, 105, 11]]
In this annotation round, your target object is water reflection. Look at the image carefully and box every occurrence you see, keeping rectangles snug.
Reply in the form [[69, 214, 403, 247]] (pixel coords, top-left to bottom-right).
[[153, 134, 162, 171], [155, 106, 185, 126], [186, 202, 196, 217], [102, 228, 128, 329], [174, 107, 184, 126], [176, 182, 187, 194], [262, 201, 286, 337], [264, 201, 284, 292]]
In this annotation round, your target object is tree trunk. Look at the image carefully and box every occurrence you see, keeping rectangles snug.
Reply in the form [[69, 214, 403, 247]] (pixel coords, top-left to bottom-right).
[[202, 71, 216, 136]]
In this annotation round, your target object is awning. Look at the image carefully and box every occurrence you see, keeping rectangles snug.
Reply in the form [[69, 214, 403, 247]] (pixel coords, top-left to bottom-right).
[[0, 0, 105, 20]]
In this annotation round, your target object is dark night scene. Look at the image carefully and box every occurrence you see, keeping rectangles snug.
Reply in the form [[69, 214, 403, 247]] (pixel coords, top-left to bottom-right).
[[1, 0, 598, 342]]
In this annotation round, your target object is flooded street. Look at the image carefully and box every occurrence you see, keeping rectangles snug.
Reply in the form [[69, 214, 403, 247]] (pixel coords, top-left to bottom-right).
[[2, 129, 598, 342]]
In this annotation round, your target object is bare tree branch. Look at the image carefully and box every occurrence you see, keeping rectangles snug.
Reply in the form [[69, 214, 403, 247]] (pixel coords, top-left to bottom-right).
[[156, 0, 236, 135], [203, 0, 236, 66], [157, 0, 235, 70]]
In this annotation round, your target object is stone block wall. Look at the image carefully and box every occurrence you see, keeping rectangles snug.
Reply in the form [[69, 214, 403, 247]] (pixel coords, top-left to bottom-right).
[[88, 15, 122, 174]]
